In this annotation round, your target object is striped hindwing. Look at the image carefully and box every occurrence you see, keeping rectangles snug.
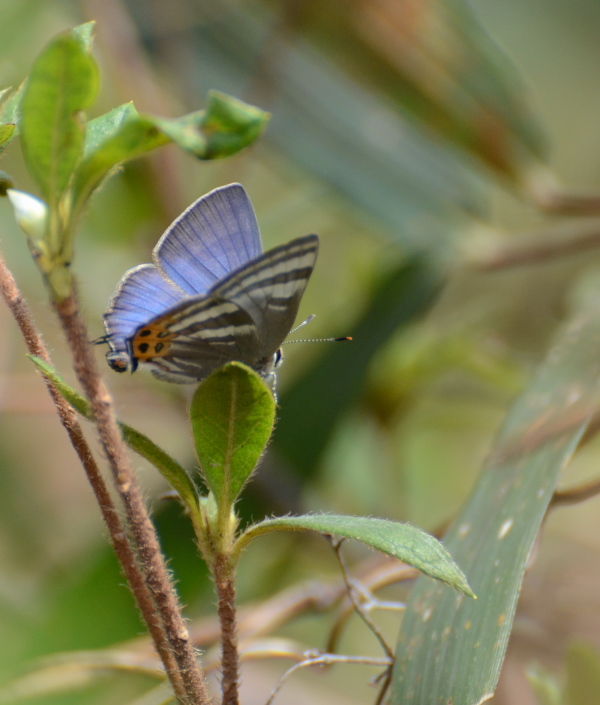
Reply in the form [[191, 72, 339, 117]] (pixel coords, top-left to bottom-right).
[[129, 296, 261, 383], [103, 263, 187, 360], [212, 234, 319, 357], [128, 233, 319, 383]]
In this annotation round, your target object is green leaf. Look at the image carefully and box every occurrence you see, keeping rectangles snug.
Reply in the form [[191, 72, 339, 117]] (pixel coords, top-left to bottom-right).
[[391, 303, 600, 704], [20, 31, 99, 207], [72, 103, 169, 214], [565, 642, 600, 705], [28, 356, 199, 512], [71, 93, 268, 215], [237, 514, 473, 596], [149, 91, 269, 160], [149, 111, 208, 155], [0, 85, 21, 123], [190, 362, 276, 508], [199, 90, 270, 158], [0, 123, 15, 152], [0, 83, 25, 145], [71, 21, 96, 52], [526, 664, 562, 705]]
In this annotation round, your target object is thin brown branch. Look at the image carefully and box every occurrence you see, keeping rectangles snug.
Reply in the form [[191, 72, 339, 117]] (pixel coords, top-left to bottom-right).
[[326, 560, 416, 656], [329, 538, 394, 660], [550, 477, 600, 509], [531, 185, 600, 217], [474, 220, 600, 272], [0, 251, 185, 700], [264, 653, 392, 705], [54, 290, 211, 705], [213, 554, 240, 705]]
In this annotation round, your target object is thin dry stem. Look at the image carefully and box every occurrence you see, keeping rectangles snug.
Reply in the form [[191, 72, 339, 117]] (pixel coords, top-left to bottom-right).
[[329, 539, 394, 660], [477, 232, 600, 271], [214, 554, 240, 705], [0, 252, 187, 700], [54, 291, 211, 705], [264, 653, 392, 705], [550, 477, 600, 509]]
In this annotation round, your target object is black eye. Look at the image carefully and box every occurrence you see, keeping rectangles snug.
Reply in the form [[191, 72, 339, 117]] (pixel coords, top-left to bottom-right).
[[274, 348, 284, 368]]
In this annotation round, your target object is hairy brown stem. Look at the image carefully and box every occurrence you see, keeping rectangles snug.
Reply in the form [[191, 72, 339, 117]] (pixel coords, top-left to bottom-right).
[[0, 252, 191, 702], [214, 554, 240, 705], [54, 291, 211, 705]]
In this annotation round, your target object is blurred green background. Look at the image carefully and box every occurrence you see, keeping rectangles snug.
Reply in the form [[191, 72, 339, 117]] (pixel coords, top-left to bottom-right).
[[2, 0, 600, 703]]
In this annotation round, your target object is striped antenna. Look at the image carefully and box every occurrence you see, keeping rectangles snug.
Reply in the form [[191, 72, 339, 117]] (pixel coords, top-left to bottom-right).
[[283, 336, 352, 344], [284, 315, 352, 345]]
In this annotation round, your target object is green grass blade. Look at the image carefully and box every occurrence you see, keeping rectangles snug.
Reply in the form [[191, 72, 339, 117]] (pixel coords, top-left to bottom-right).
[[391, 304, 600, 704]]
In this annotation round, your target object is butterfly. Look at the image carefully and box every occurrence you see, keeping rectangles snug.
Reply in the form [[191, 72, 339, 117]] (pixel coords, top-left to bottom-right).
[[102, 183, 319, 389]]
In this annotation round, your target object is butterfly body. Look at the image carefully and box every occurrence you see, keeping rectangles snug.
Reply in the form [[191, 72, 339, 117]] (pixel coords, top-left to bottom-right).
[[103, 184, 319, 387]]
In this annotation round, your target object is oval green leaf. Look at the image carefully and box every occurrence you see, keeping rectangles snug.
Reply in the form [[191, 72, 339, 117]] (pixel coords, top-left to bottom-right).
[[237, 514, 473, 596], [190, 362, 276, 508], [20, 30, 99, 206]]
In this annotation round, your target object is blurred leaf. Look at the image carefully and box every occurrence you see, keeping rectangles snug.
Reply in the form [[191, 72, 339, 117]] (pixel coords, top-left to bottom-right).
[[0, 124, 15, 153], [72, 93, 268, 215], [526, 664, 563, 705], [292, 0, 546, 181], [276, 255, 442, 476], [71, 21, 96, 51], [147, 1, 483, 251], [0, 83, 25, 130], [149, 111, 207, 154], [565, 642, 600, 705], [20, 30, 99, 207], [392, 303, 600, 704], [199, 90, 270, 158], [149, 92, 268, 160], [190, 363, 275, 507], [0, 650, 165, 705], [351, 0, 546, 179], [28, 356, 199, 512], [72, 103, 169, 213], [239, 514, 474, 595]]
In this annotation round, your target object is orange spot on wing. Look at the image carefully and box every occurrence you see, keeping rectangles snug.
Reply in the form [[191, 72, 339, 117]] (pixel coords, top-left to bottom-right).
[[132, 323, 173, 360]]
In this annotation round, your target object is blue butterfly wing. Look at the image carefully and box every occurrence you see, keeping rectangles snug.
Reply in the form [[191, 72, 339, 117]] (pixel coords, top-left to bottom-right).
[[103, 264, 187, 353], [213, 234, 319, 356], [154, 183, 263, 295]]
